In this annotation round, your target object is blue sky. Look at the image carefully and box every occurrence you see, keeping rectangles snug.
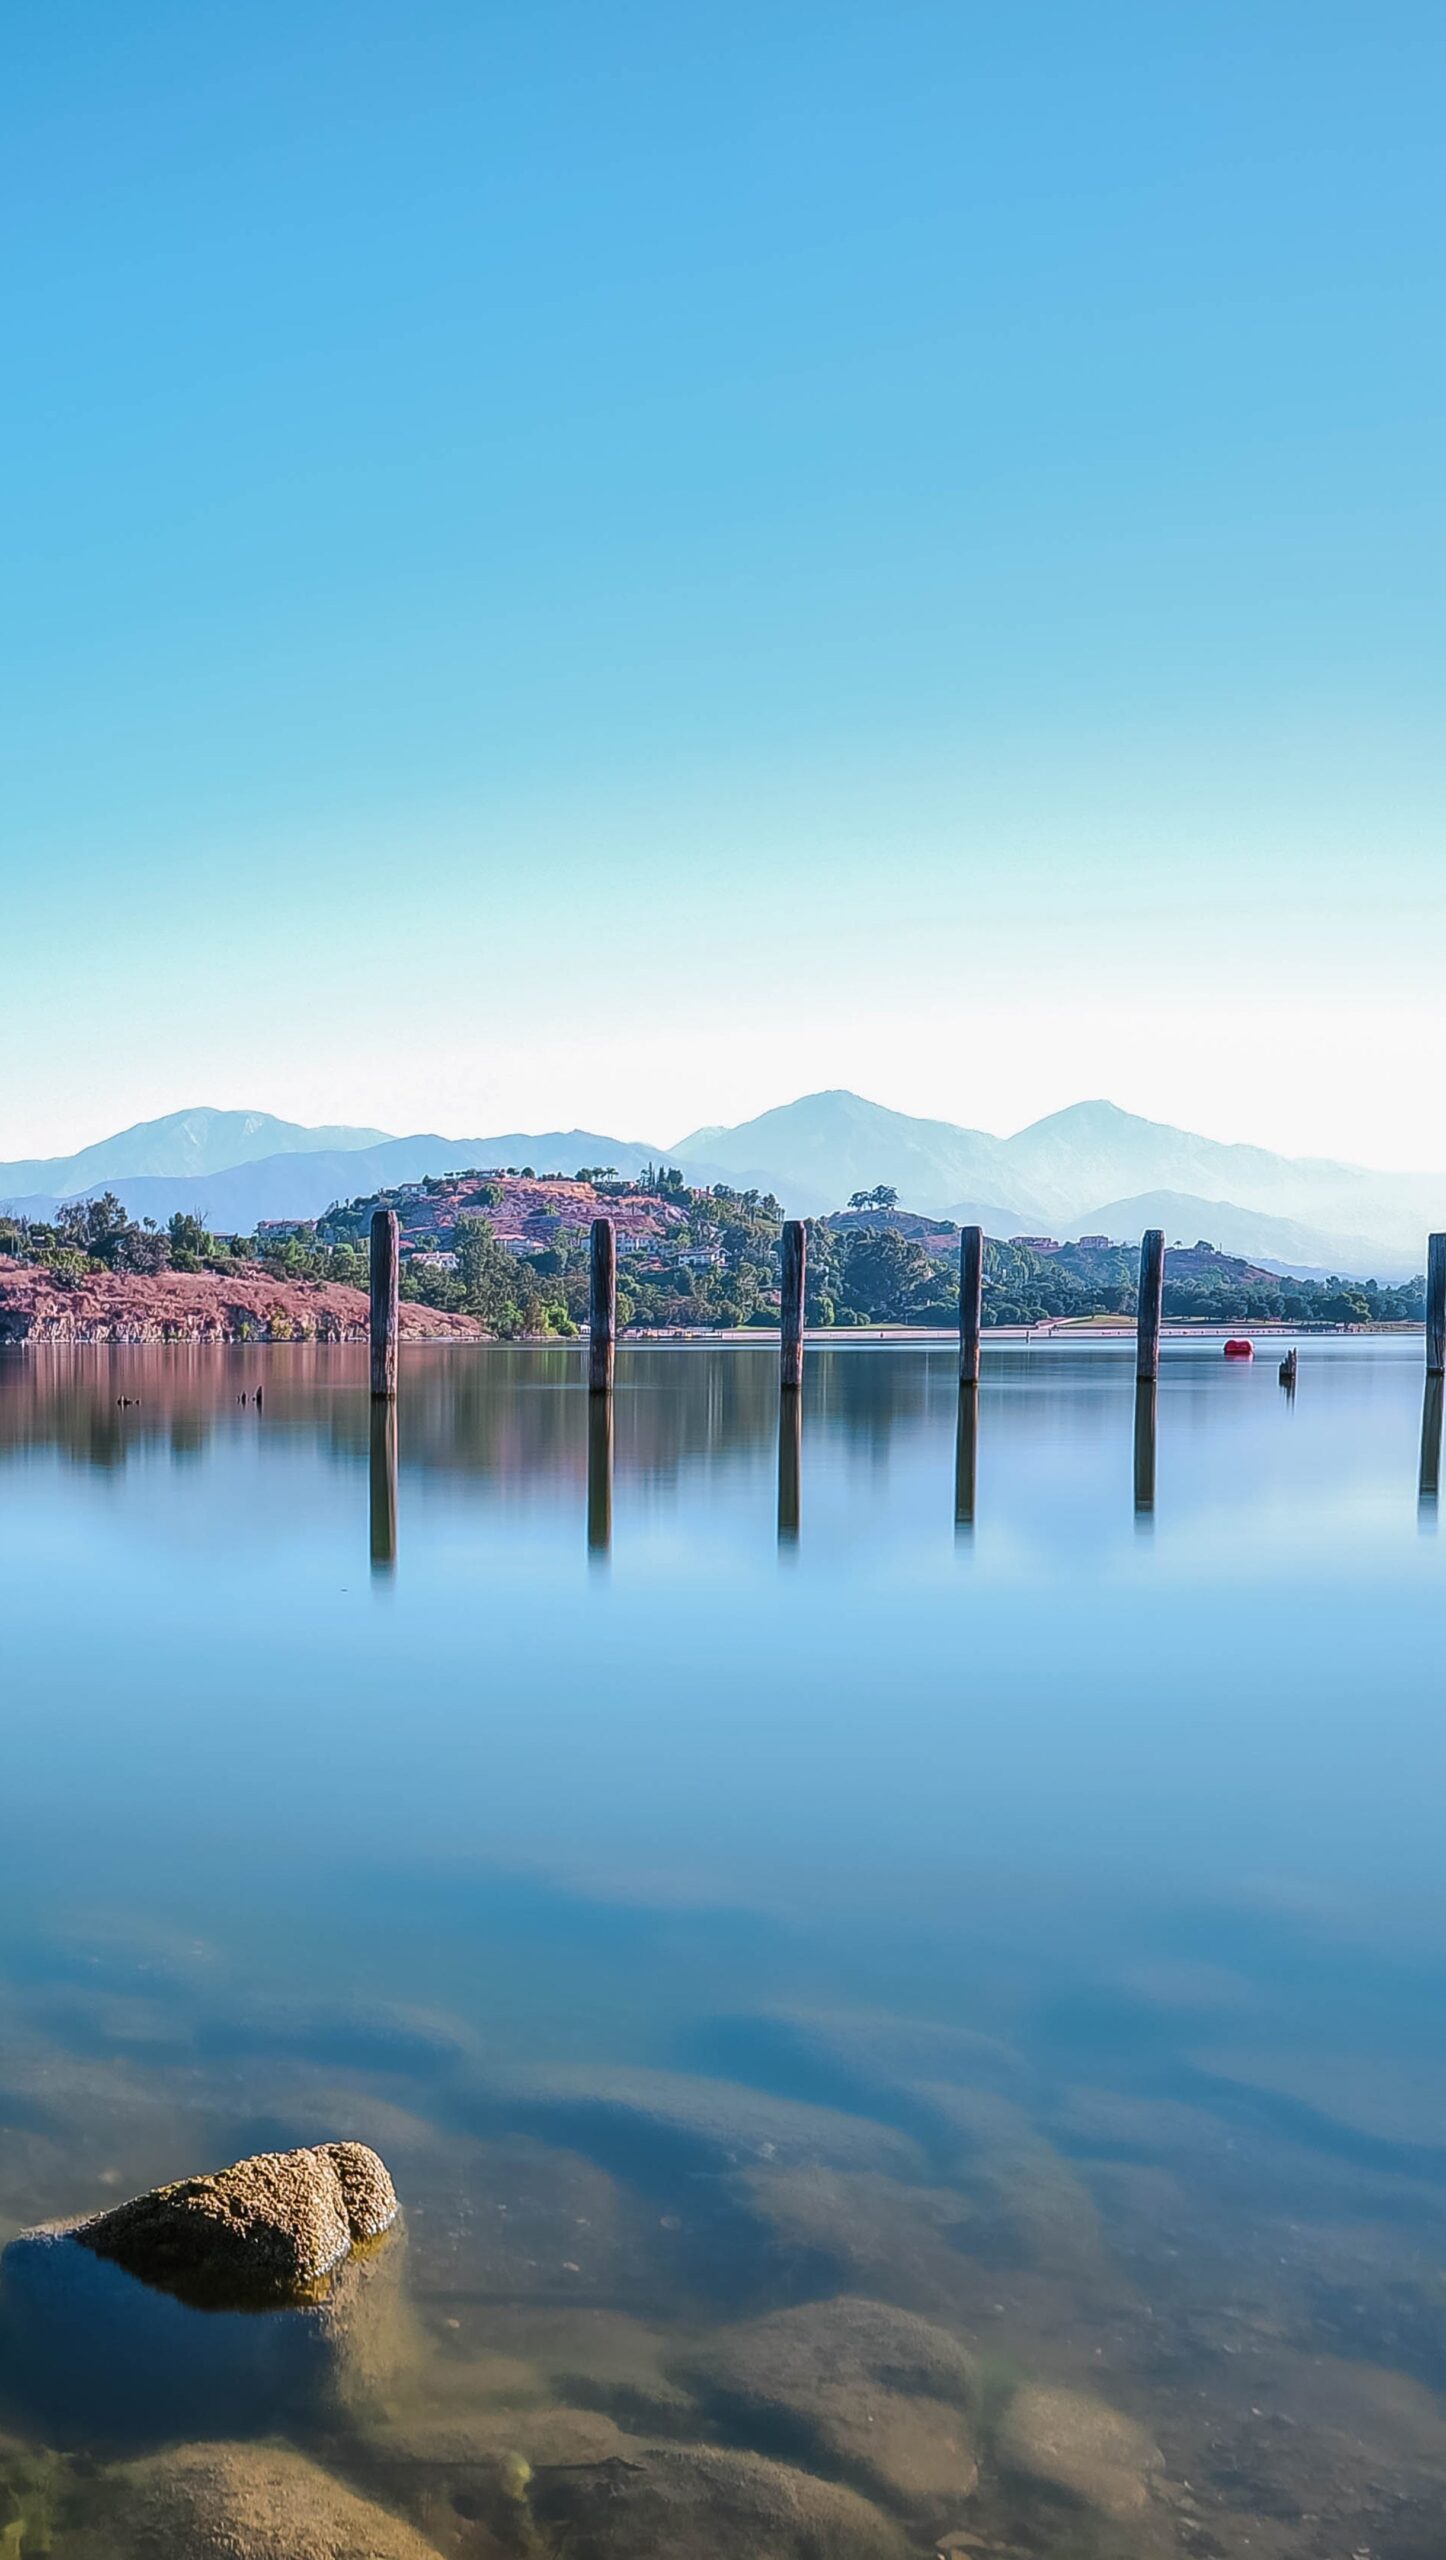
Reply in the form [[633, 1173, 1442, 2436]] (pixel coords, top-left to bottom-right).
[[3, 2, 1443, 1164]]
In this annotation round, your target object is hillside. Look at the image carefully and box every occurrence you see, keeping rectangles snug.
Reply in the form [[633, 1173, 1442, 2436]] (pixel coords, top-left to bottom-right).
[[0, 1262, 485, 1346], [321, 1168, 688, 1258], [1057, 1191, 1420, 1282]]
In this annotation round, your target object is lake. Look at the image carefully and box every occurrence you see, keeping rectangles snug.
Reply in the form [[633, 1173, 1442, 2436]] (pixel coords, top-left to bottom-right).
[[1, 1337, 1444, 2558]]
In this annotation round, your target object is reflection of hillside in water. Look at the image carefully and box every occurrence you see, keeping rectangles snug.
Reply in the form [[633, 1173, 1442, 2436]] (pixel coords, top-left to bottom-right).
[[0, 1342, 963, 1486]]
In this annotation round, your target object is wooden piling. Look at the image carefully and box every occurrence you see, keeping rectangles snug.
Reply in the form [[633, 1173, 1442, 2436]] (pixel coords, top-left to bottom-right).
[[369, 1207, 399, 1400], [959, 1225, 984, 1387], [587, 1390, 614, 1556], [780, 1220, 806, 1392], [369, 1398, 397, 1573], [589, 1217, 616, 1395], [1136, 1227, 1165, 1382], [1428, 1233, 1446, 1376]]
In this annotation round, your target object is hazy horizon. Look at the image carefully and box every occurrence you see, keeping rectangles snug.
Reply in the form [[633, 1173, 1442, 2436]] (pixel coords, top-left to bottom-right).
[[5, 1083, 1446, 1188], [8, 1080, 1443, 1187]]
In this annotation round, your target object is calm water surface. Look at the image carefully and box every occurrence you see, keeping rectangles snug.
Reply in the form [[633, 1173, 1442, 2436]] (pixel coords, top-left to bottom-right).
[[1, 1339, 1444, 2557]]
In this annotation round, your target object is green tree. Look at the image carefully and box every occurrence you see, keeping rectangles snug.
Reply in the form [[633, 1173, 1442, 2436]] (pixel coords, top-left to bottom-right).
[[455, 1216, 526, 1333], [838, 1226, 934, 1320], [166, 1211, 214, 1270], [57, 1192, 133, 1264], [44, 1245, 91, 1287]]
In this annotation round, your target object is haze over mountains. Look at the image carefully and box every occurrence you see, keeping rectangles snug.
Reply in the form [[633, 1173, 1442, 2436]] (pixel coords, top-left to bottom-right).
[[0, 1109, 389, 1198], [3, 1093, 1440, 1281]]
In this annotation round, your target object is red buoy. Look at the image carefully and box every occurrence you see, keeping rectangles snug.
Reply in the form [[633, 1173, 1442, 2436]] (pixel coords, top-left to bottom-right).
[[1223, 1338, 1254, 1360]]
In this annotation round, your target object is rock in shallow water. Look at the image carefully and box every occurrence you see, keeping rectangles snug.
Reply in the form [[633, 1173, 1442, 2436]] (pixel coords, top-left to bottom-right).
[[73, 2140, 397, 2302], [675, 2294, 979, 2517], [996, 2381, 1165, 2522], [55, 2440, 441, 2559], [0, 2147, 408, 2447], [527, 2442, 909, 2560]]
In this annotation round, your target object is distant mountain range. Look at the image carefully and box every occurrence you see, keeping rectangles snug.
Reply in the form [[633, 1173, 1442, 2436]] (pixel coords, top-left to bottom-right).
[[0, 1108, 389, 1199], [0, 1124, 660, 1241], [3, 1093, 1440, 1282]]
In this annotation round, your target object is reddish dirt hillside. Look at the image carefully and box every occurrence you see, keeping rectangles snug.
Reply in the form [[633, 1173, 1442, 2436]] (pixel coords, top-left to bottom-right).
[[0, 1262, 485, 1346]]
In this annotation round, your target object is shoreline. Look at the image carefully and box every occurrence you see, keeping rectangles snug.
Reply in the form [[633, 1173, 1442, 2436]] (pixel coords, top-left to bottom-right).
[[1, 1319, 1423, 1353]]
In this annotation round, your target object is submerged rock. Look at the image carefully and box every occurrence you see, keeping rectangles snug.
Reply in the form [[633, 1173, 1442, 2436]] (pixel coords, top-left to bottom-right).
[[469, 2063, 922, 2180], [56, 2440, 442, 2558], [675, 2294, 978, 2516], [0, 2170, 410, 2447], [738, 2164, 979, 2314], [73, 2140, 397, 2303], [996, 2381, 1164, 2522], [197, 1996, 479, 2080], [689, 2008, 1025, 2129], [526, 2441, 908, 2560], [466, 2306, 698, 2433], [362, 2396, 644, 2550], [914, 2086, 1114, 2283]]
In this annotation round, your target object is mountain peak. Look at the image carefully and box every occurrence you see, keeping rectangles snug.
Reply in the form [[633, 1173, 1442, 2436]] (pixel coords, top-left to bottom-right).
[[1011, 1098, 1156, 1139]]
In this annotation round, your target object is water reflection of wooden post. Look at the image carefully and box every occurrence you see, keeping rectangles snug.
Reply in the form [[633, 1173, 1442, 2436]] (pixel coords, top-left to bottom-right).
[[1420, 1374, 1443, 1507], [1136, 1228, 1165, 1382], [959, 1225, 983, 1387], [370, 1208, 399, 1399], [954, 1385, 978, 1529], [1133, 1378, 1157, 1514], [369, 1398, 398, 1573], [1428, 1233, 1446, 1376], [587, 1390, 614, 1556], [777, 1383, 801, 1545], [589, 1218, 616, 1396], [781, 1220, 806, 1392]]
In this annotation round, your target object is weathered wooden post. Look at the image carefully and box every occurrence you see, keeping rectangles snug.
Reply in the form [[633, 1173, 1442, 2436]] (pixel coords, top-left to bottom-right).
[[369, 1207, 399, 1400], [1427, 1233, 1446, 1376], [777, 1383, 801, 1546], [954, 1384, 978, 1530], [587, 1389, 614, 1556], [589, 1217, 616, 1395], [1133, 1377, 1157, 1515], [369, 1398, 397, 1573], [780, 1219, 806, 1392], [1136, 1227, 1165, 1382], [959, 1225, 983, 1387]]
